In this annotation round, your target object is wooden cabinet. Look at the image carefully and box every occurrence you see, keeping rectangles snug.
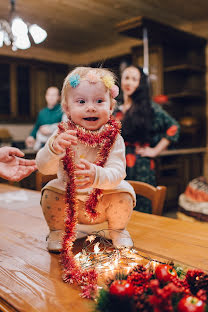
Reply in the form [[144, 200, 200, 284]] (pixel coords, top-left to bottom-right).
[[162, 44, 206, 148], [131, 45, 163, 97], [116, 16, 207, 210], [156, 151, 205, 210], [116, 16, 207, 149], [0, 57, 68, 122]]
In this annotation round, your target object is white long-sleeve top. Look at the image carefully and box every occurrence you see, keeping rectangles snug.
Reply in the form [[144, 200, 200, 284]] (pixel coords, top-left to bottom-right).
[[36, 131, 136, 202]]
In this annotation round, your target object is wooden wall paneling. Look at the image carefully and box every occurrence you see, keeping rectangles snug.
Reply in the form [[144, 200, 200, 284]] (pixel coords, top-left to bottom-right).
[[1, 57, 70, 121], [48, 70, 54, 87], [30, 66, 37, 118], [53, 70, 67, 92], [149, 46, 163, 96], [47, 65, 69, 94], [34, 68, 49, 113], [132, 45, 163, 96], [10, 64, 17, 118]]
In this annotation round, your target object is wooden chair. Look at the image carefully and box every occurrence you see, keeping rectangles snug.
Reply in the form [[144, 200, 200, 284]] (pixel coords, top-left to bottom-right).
[[127, 180, 167, 215], [35, 171, 57, 191]]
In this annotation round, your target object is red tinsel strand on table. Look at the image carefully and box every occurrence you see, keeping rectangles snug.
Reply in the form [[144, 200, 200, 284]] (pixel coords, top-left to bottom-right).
[[80, 270, 99, 299], [58, 117, 120, 298], [61, 146, 98, 298]]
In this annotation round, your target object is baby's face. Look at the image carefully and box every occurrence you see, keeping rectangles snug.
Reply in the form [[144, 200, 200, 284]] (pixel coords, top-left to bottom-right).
[[65, 80, 112, 130]]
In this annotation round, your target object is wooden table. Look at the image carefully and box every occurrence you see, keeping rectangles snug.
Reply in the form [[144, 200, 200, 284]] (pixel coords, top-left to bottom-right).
[[0, 184, 208, 312]]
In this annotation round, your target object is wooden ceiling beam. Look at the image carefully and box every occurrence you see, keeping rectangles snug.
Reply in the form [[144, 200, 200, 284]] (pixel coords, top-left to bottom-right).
[[0, 37, 140, 65]]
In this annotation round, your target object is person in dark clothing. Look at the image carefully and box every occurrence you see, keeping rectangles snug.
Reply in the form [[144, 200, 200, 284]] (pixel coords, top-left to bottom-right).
[[114, 65, 180, 213], [25, 86, 63, 150]]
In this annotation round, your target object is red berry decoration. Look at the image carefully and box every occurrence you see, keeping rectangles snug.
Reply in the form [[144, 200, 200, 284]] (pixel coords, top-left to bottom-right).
[[155, 264, 177, 283], [178, 296, 205, 312], [109, 280, 134, 297]]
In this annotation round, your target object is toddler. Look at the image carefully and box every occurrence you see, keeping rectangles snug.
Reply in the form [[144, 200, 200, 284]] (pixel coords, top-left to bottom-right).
[[36, 67, 136, 252]]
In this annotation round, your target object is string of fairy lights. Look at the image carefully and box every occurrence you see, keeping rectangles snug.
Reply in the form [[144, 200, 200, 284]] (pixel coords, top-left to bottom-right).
[[74, 230, 167, 281]]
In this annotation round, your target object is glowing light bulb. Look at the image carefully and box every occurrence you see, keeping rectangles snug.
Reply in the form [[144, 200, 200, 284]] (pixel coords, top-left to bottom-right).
[[4, 32, 11, 46], [14, 34, 31, 50], [11, 18, 28, 36], [0, 31, 4, 47], [94, 242, 100, 254], [29, 24, 47, 44]]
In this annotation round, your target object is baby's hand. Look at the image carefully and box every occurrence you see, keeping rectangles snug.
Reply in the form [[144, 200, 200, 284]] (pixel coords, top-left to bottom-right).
[[74, 159, 95, 189], [52, 130, 77, 154]]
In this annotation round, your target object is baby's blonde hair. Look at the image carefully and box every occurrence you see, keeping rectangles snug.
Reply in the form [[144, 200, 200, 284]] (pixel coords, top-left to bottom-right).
[[61, 66, 117, 112]]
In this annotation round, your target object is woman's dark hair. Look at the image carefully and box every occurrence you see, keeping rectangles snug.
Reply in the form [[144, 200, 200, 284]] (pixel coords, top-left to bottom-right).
[[121, 66, 153, 144]]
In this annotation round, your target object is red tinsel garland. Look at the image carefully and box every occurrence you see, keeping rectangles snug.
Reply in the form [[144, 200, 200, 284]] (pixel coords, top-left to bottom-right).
[[58, 116, 121, 298]]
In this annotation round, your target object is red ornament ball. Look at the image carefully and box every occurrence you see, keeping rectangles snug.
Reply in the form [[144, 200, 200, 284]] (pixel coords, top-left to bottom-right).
[[155, 264, 177, 283], [178, 296, 205, 312], [109, 280, 134, 297]]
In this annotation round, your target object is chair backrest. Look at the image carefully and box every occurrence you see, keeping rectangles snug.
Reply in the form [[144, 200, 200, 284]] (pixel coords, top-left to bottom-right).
[[127, 180, 167, 215], [36, 171, 57, 191]]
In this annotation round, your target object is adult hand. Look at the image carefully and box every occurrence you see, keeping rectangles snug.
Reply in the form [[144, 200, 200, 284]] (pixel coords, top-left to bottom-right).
[[136, 138, 170, 158], [0, 146, 37, 181], [52, 130, 77, 154], [25, 136, 35, 148], [135, 146, 158, 158], [0, 146, 25, 162], [74, 159, 95, 189]]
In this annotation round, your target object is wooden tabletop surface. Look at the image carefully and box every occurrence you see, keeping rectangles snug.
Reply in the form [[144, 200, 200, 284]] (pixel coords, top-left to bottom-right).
[[0, 183, 208, 312]]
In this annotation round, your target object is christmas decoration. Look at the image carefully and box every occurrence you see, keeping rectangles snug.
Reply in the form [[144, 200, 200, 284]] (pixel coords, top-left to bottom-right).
[[155, 264, 177, 283], [109, 280, 134, 297], [74, 234, 152, 285], [94, 264, 208, 312], [177, 296, 206, 312], [57, 117, 121, 298]]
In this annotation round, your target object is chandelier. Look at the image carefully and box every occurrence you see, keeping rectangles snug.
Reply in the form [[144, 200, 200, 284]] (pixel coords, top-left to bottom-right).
[[0, 0, 47, 51]]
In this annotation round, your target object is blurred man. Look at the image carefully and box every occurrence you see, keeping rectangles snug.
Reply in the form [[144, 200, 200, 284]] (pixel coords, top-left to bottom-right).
[[25, 86, 63, 149]]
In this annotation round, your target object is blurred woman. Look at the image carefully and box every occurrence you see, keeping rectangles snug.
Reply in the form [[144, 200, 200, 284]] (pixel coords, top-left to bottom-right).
[[114, 65, 180, 213]]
